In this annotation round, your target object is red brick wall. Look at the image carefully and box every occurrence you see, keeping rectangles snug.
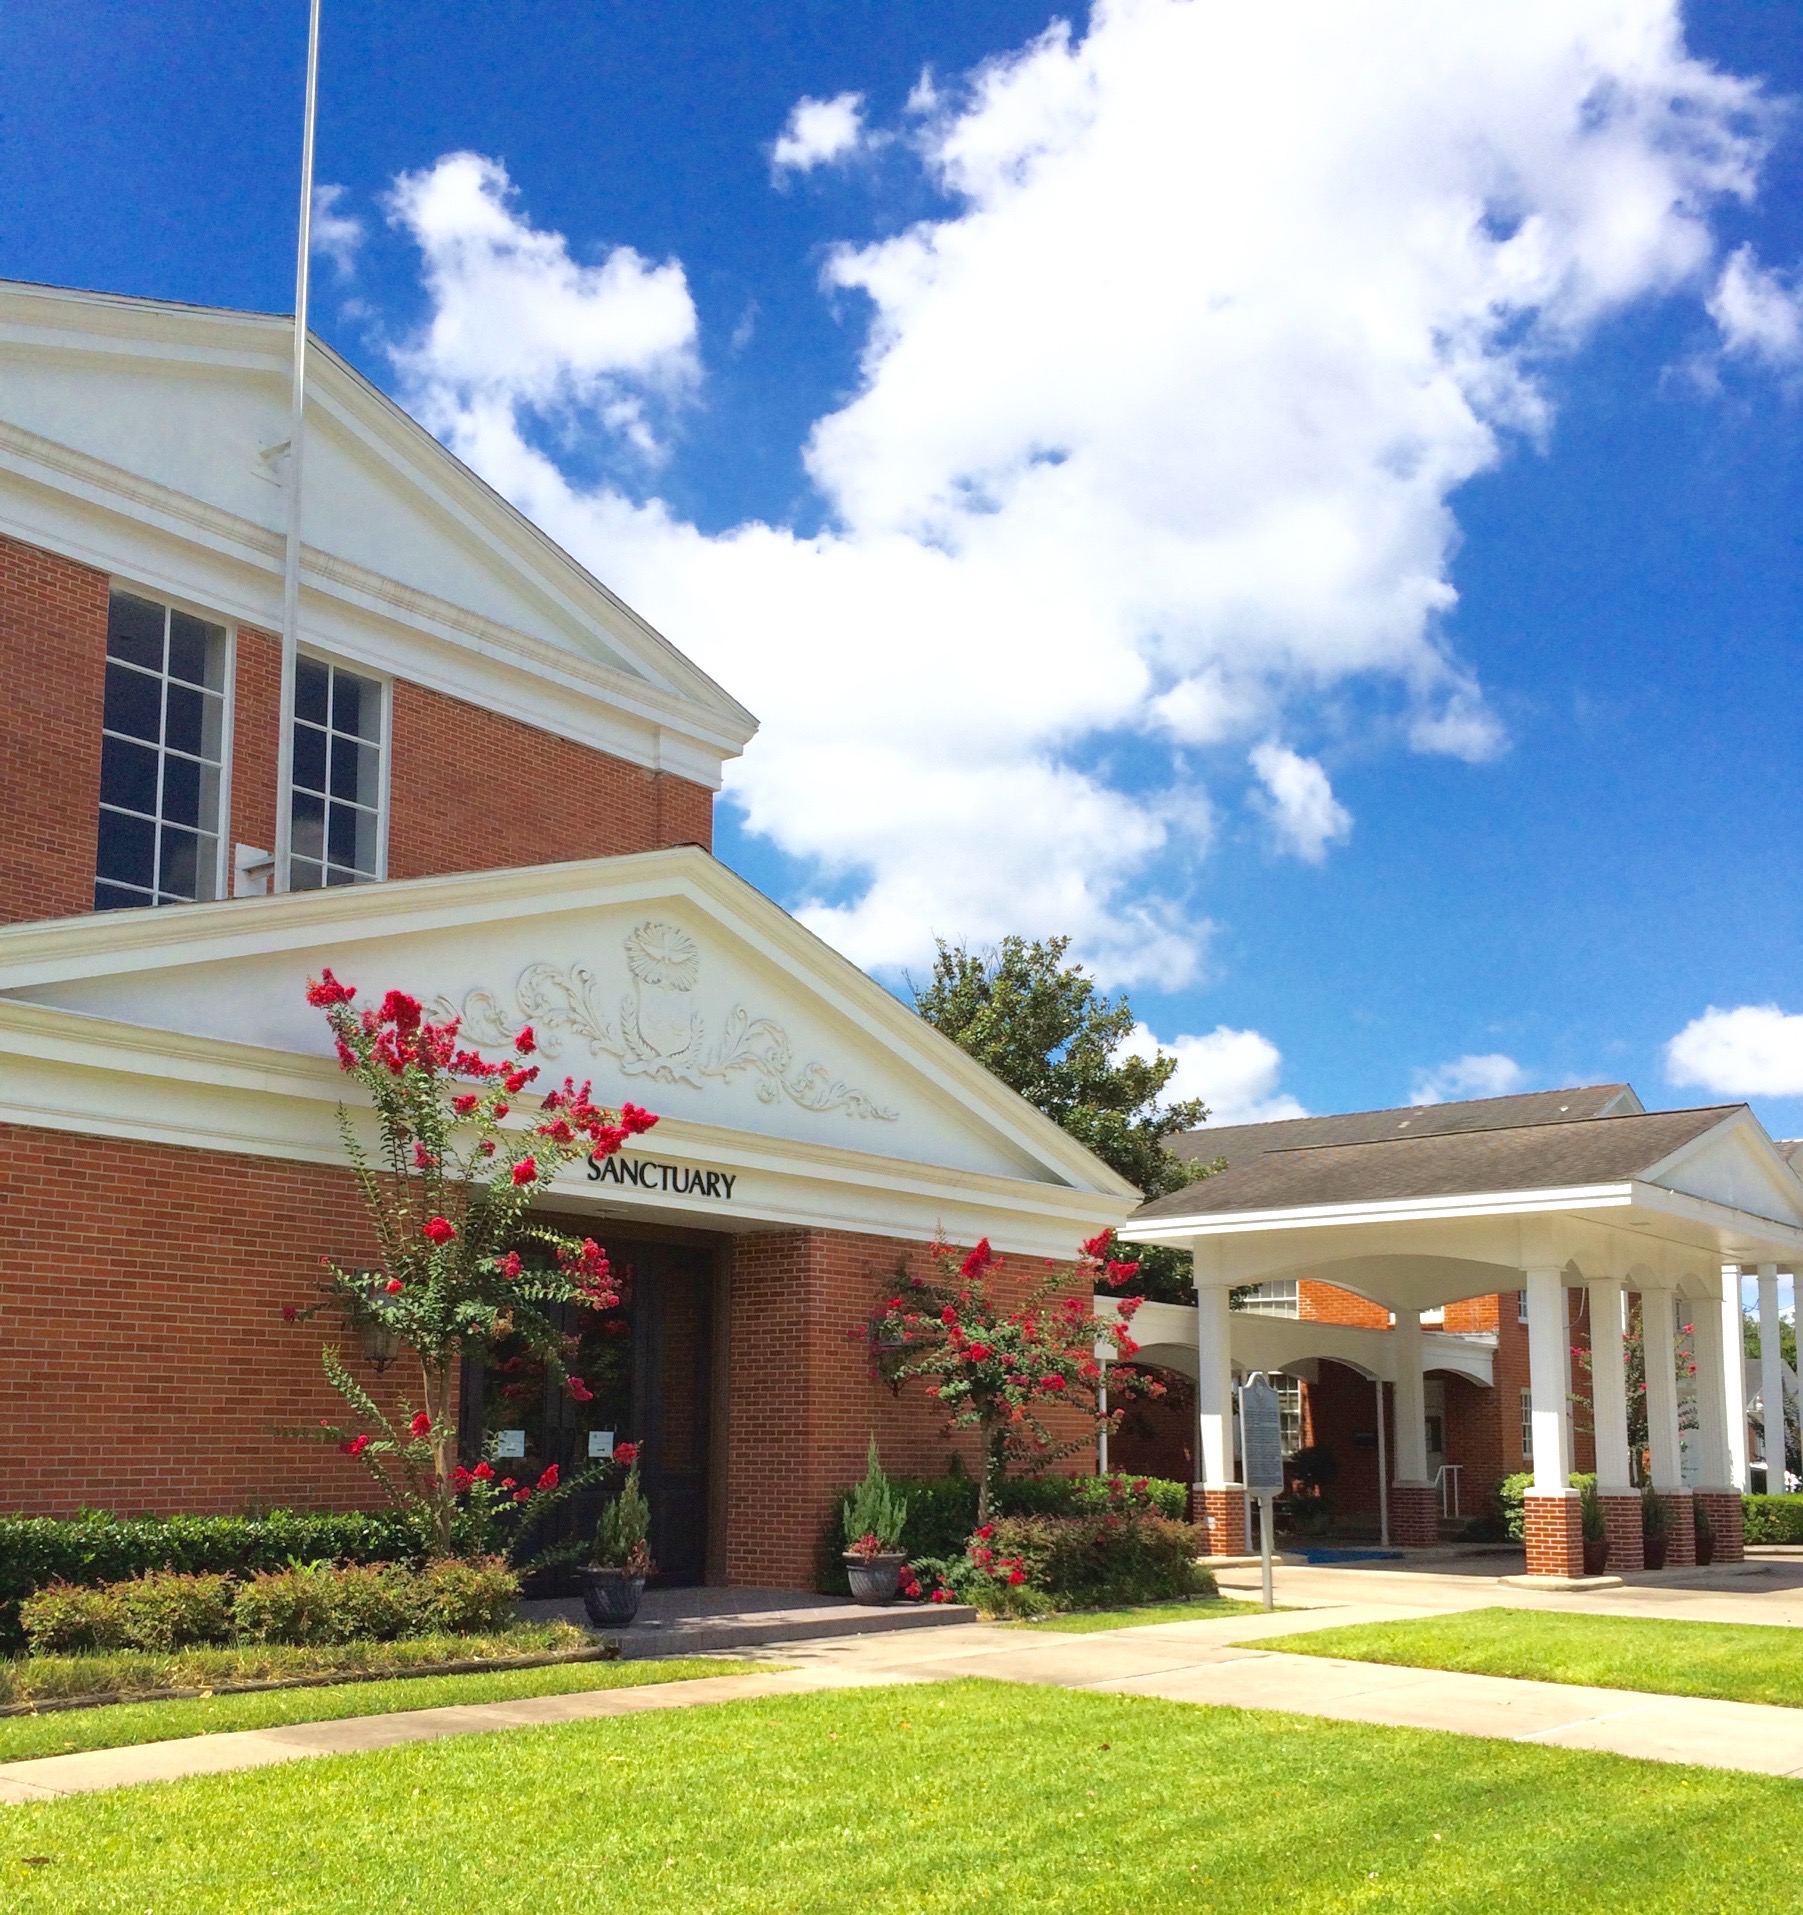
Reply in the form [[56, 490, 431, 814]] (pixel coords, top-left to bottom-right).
[[230, 625, 283, 860], [386, 678, 712, 881], [722, 1230, 1085, 1588], [0, 1122, 398, 1515], [0, 530, 715, 924], [0, 535, 110, 924], [1299, 1281, 1391, 1330]]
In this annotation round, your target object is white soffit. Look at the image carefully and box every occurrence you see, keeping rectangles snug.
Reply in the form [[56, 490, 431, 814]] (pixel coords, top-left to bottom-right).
[[0, 280, 755, 784], [0, 849, 1135, 1197]]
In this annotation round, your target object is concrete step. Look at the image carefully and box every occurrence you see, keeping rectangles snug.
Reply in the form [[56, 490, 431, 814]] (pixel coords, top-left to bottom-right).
[[520, 1590, 979, 1659]]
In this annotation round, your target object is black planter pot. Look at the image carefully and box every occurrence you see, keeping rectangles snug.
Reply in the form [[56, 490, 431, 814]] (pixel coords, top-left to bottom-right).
[[1582, 1534, 1608, 1577], [580, 1566, 647, 1628], [844, 1551, 905, 1606], [1643, 1532, 1669, 1572]]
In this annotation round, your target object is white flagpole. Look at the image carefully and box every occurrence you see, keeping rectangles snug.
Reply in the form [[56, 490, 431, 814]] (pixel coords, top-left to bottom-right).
[[272, 0, 323, 894]]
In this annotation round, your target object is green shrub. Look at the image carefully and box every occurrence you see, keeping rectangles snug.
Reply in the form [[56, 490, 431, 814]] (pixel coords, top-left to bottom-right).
[[1743, 1494, 1803, 1544], [116, 1572, 235, 1653], [921, 1510, 1213, 1616], [21, 1573, 235, 1656], [817, 1469, 1188, 1593], [232, 1558, 517, 1645], [0, 1510, 420, 1651], [404, 1558, 519, 1634], [18, 1583, 127, 1656], [841, 1438, 909, 1552], [1498, 1472, 1533, 1543]]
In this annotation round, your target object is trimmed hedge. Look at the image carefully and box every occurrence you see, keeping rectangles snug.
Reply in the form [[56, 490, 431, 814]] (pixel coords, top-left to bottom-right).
[[0, 1511, 421, 1652], [817, 1471, 1188, 1594], [1742, 1494, 1803, 1544], [21, 1559, 518, 1656]]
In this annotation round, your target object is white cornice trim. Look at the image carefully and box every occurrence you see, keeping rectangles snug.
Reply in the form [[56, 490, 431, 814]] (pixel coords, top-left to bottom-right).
[[1126, 1184, 1642, 1240], [0, 279, 758, 777], [0, 997, 1130, 1258], [0, 850, 1138, 1200]]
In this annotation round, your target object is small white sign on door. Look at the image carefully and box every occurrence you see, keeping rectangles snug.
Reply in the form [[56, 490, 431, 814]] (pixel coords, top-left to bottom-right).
[[587, 1430, 615, 1460], [494, 1429, 527, 1459]]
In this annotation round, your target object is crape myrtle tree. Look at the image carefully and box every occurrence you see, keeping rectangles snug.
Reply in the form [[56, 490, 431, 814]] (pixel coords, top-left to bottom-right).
[[868, 1232, 1162, 1524], [911, 935, 1217, 1300], [289, 971, 657, 1552]]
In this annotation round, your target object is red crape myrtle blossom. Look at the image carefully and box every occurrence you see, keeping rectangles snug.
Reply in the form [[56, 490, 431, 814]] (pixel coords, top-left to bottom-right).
[[866, 1231, 1161, 1524], [290, 971, 659, 1553]]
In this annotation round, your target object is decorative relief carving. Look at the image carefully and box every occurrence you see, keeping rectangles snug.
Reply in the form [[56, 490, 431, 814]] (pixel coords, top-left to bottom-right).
[[436, 919, 899, 1123]]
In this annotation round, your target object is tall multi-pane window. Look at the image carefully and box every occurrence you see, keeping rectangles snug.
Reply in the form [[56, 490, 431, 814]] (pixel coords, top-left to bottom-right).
[[1520, 1387, 1534, 1461], [1237, 1280, 1299, 1317], [95, 591, 227, 910], [290, 656, 384, 889]]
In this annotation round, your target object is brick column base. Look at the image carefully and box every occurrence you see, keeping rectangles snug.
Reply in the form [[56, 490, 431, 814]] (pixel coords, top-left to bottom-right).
[[1657, 1490, 1696, 1568], [1191, 1484, 1247, 1555], [1388, 1482, 1440, 1549], [1524, 1490, 1585, 1577], [1693, 1489, 1745, 1565], [1598, 1493, 1643, 1573]]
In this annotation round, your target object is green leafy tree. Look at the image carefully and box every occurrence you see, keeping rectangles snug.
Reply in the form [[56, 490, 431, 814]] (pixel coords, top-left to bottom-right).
[[911, 935, 1215, 1298]]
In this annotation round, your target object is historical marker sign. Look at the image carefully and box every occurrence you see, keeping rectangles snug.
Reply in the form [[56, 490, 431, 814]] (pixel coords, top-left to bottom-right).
[[1239, 1373, 1285, 1496]]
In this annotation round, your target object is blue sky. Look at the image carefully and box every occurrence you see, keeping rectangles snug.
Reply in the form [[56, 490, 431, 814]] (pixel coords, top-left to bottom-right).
[[3, 1, 1799, 1135]]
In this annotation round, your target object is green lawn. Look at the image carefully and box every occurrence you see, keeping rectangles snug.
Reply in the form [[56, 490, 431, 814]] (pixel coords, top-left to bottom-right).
[[4, 1681, 1801, 1911], [0, 1657, 760, 1766], [1260, 1607, 1803, 1709], [1019, 1597, 1271, 1633]]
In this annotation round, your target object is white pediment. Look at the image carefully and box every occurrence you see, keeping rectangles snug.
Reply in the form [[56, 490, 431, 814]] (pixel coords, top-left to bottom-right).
[[0, 282, 754, 781], [0, 851, 1129, 1195], [1646, 1113, 1803, 1231]]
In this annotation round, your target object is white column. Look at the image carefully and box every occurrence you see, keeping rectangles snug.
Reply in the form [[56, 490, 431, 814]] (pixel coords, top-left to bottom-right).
[[1391, 1307, 1429, 1484], [1722, 1265, 1749, 1492], [1690, 1277, 1732, 1489], [1643, 1287, 1684, 1491], [1584, 1276, 1632, 1492], [1523, 1266, 1572, 1493], [1758, 1263, 1786, 1491], [1194, 1279, 1237, 1489]]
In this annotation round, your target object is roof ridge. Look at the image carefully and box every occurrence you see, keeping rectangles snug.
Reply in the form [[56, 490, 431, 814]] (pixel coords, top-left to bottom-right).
[[1257, 1103, 1743, 1156]]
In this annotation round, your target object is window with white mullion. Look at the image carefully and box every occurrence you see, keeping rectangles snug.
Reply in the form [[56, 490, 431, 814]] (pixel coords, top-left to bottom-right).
[[95, 591, 226, 911], [289, 655, 384, 890]]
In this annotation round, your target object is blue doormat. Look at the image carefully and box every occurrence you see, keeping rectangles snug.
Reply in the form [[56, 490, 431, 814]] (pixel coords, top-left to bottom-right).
[[1296, 1548, 1404, 1564]]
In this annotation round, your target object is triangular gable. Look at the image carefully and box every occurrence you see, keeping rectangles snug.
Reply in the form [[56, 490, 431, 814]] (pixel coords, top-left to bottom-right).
[[0, 281, 755, 778], [1641, 1108, 1803, 1232], [0, 850, 1133, 1196]]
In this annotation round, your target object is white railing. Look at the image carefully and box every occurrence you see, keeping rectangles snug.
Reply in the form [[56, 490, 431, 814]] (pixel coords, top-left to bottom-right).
[[1431, 1464, 1461, 1519]]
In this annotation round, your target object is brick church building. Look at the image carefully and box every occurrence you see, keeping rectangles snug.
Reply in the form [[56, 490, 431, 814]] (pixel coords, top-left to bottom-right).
[[0, 279, 1136, 1587]]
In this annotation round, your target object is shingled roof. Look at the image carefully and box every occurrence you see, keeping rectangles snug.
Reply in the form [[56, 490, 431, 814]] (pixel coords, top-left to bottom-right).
[[1135, 1087, 1742, 1223]]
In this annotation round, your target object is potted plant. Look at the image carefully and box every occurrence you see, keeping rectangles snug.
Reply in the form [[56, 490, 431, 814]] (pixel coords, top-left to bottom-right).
[[1694, 1496, 1716, 1568], [1575, 1474, 1608, 1576], [581, 1465, 655, 1627], [1641, 1479, 1670, 1571], [841, 1438, 909, 1605]]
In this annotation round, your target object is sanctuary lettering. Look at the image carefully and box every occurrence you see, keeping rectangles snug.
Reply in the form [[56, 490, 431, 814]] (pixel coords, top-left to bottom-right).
[[587, 1153, 737, 1200]]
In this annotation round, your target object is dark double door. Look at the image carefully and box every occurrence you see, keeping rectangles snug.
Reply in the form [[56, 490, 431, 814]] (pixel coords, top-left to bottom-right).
[[459, 1237, 715, 1586]]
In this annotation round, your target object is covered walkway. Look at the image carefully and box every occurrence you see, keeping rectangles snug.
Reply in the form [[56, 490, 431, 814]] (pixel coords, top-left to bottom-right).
[[1125, 1088, 1803, 1577]]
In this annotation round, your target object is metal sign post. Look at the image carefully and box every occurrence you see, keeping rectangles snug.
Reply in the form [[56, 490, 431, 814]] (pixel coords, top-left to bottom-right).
[[1238, 1372, 1285, 1611]]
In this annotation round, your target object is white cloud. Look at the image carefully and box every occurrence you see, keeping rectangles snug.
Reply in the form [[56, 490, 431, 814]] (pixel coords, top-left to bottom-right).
[[310, 183, 365, 278], [383, 3, 1770, 983], [1709, 243, 1803, 367], [1666, 1005, 1803, 1098], [386, 153, 698, 460], [1411, 1053, 1529, 1106], [771, 93, 868, 176], [1129, 1021, 1307, 1125], [1248, 742, 1352, 863]]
